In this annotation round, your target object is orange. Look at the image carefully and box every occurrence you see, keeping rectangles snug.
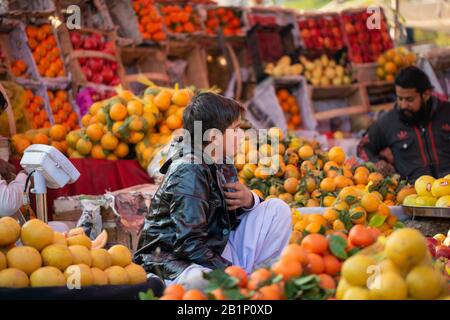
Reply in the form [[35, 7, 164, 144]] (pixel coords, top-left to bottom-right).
[[163, 284, 185, 299], [101, 132, 119, 151], [308, 214, 327, 226], [49, 124, 67, 141], [109, 103, 127, 121], [225, 266, 247, 288], [256, 283, 284, 300], [114, 142, 129, 158], [349, 206, 367, 225], [301, 234, 328, 254], [154, 91, 172, 111], [328, 146, 346, 164], [86, 123, 104, 142], [305, 222, 322, 233], [171, 89, 191, 107], [182, 289, 207, 300], [280, 244, 308, 265], [32, 133, 49, 145], [305, 199, 320, 207], [81, 114, 92, 127], [320, 177, 336, 192], [323, 161, 339, 172], [283, 177, 299, 194], [284, 165, 300, 179], [353, 171, 368, 185], [348, 225, 374, 248], [160, 294, 181, 300], [96, 108, 108, 124], [166, 114, 182, 130], [91, 145, 107, 159], [361, 193, 381, 213], [323, 208, 338, 222], [323, 254, 341, 276], [119, 90, 135, 101], [247, 269, 273, 291], [300, 160, 316, 174], [271, 259, 302, 280], [127, 100, 144, 116], [305, 177, 317, 193], [368, 172, 384, 186], [298, 145, 314, 160], [377, 203, 391, 216], [306, 253, 325, 274], [318, 273, 336, 290]]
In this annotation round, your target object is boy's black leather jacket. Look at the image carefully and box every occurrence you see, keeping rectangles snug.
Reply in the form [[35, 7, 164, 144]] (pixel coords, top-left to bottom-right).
[[134, 139, 246, 280]]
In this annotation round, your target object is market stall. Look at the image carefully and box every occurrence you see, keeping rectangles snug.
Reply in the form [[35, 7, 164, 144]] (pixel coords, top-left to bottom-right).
[[0, 0, 448, 301]]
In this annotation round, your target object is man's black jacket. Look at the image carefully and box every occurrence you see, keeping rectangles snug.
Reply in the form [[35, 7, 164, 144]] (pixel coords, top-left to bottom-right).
[[359, 96, 450, 182], [134, 140, 247, 281]]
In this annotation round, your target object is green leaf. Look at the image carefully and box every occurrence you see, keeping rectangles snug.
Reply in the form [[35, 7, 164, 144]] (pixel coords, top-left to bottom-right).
[[318, 225, 327, 235], [139, 289, 157, 300], [223, 288, 245, 300], [393, 221, 405, 229], [329, 235, 348, 260], [350, 211, 364, 219], [345, 195, 357, 204], [348, 247, 361, 257], [369, 214, 387, 228], [272, 274, 283, 284], [293, 275, 316, 287]]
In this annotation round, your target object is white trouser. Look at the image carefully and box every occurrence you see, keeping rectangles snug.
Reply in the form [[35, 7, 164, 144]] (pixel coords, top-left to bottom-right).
[[166, 198, 292, 290]]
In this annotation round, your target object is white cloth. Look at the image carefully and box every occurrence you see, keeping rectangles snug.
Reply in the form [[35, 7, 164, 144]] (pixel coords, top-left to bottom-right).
[[166, 198, 292, 290], [0, 172, 26, 217]]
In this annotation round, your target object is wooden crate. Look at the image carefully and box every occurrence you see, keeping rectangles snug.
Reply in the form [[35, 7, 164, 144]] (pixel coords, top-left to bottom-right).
[[351, 62, 378, 83], [167, 39, 209, 89], [120, 46, 170, 93], [308, 84, 367, 121], [360, 80, 396, 112]]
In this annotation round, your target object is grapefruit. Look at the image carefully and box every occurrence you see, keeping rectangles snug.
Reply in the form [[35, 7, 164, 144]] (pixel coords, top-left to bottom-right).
[[0, 217, 21, 246], [6, 246, 42, 276], [20, 219, 54, 251], [90, 249, 112, 270], [67, 234, 92, 249], [41, 244, 73, 271], [431, 178, 450, 198], [343, 286, 370, 300], [125, 263, 148, 285], [91, 268, 109, 286], [341, 255, 377, 286], [104, 266, 129, 285], [68, 245, 92, 266], [53, 232, 67, 246], [108, 245, 132, 267], [414, 175, 435, 197], [0, 252, 6, 271], [0, 268, 29, 288], [406, 265, 443, 300], [64, 264, 94, 288], [30, 266, 66, 287], [436, 195, 450, 208], [368, 272, 407, 300], [385, 228, 427, 270]]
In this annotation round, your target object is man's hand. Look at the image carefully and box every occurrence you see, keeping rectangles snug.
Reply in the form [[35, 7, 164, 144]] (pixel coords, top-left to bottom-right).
[[0, 159, 16, 181], [223, 182, 254, 210]]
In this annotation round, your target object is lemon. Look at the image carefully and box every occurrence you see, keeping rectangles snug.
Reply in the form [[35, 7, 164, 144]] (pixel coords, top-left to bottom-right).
[[342, 255, 377, 286], [406, 265, 443, 300], [343, 286, 371, 300], [385, 228, 427, 270]]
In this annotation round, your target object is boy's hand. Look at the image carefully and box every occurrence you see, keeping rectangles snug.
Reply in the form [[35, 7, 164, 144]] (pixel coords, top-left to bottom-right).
[[223, 182, 254, 210]]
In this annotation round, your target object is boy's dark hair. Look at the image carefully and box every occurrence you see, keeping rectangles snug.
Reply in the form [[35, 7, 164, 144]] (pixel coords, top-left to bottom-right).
[[182, 92, 243, 146], [395, 66, 433, 94]]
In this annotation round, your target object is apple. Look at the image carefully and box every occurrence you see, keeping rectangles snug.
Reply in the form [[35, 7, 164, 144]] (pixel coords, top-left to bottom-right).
[[436, 245, 450, 259], [81, 66, 92, 81], [427, 237, 438, 257], [91, 73, 103, 84]]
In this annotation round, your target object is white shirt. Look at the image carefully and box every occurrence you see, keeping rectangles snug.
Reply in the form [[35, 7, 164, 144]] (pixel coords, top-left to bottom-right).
[[0, 172, 26, 217]]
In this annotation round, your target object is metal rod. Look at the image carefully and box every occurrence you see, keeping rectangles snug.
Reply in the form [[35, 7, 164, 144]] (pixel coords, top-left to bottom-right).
[[36, 193, 48, 223]]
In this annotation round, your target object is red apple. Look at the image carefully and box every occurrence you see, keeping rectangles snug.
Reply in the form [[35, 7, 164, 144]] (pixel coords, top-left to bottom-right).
[[344, 23, 355, 34], [436, 246, 450, 259], [307, 19, 316, 29], [301, 29, 310, 39], [81, 66, 92, 81], [91, 73, 103, 84]]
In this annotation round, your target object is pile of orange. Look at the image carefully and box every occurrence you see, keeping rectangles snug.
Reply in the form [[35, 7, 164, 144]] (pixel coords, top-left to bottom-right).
[[205, 8, 243, 37], [376, 47, 416, 82], [276, 89, 302, 130], [48, 90, 79, 131], [159, 5, 202, 34], [133, 0, 166, 42], [11, 60, 28, 78], [24, 89, 51, 129], [11, 124, 69, 156], [26, 24, 65, 78]]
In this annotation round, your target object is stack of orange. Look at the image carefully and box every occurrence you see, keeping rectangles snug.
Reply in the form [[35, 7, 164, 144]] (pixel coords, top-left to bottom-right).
[[26, 24, 65, 78], [133, 0, 166, 42], [11, 60, 28, 78], [11, 124, 69, 156], [47, 90, 79, 131], [159, 5, 202, 34], [276, 89, 302, 130], [24, 89, 51, 129], [205, 8, 243, 37]]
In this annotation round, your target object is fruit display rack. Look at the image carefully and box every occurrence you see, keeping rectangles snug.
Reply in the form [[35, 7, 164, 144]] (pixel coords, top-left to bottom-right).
[[307, 84, 367, 121], [403, 206, 450, 219], [360, 80, 396, 112]]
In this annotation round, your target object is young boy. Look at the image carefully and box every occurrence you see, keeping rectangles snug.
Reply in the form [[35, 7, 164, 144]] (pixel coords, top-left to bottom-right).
[[135, 92, 292, 289]]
